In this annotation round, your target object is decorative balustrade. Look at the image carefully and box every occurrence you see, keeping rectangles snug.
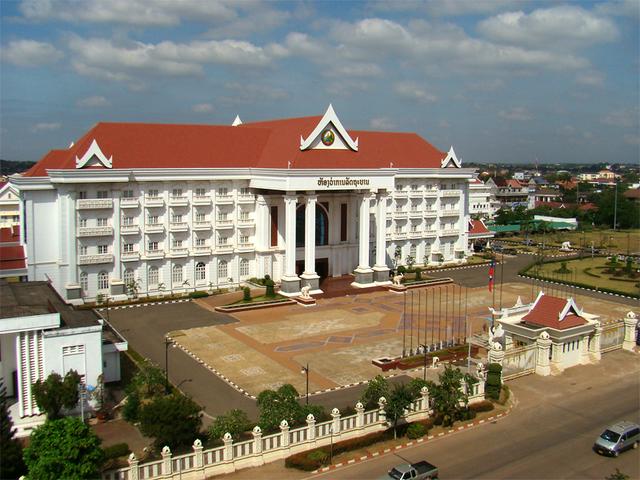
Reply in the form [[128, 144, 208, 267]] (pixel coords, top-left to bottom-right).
[[76, 199, 113, 210], [169, 222, 189, 232], [121, 251, 140, 262], [441, 229, 460, 236], [192, 246, 211, 256], [169, 195, 189, 206], [78, 254, 113, 265], [77, 226, 113, 237], [441, 189, 462, 197], [192, 195, 212, 205], [120, 198, 139, 208], [145, 223, 164, 233], [168, 247, 189, 257], [102, 389, 464, 480], [145, 197, 164, 207], [120, 224, 140, 235], [193, 221, 212, 231]]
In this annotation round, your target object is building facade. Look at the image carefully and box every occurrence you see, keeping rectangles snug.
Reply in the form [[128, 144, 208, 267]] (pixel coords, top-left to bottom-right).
[[12, 106, 476, 301], [468, 178, 497, 220], [0, 182, 21, 228]]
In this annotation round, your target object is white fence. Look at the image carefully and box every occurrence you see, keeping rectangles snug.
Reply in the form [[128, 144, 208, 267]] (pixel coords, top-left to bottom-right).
[[103, 387, 452, 480], [502, 344, 537, 380], [600, 321, 625, 353]]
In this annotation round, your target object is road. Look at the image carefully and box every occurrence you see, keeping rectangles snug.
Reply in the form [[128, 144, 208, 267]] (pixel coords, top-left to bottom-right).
[[304, 349, 640, 480]]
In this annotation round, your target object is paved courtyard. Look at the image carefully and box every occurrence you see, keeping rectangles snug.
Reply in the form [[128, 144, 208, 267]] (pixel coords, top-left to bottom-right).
[[168, 280, 633, 397]]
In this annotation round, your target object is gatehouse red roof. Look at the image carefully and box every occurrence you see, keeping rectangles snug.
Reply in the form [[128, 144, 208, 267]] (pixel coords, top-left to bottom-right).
[[522, 294, 587, 330], [23, 116, 447, 177], [0, 226, 26, 272]]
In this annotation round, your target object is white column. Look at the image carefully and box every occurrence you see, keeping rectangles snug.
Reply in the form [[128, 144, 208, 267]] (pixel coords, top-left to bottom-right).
[[303, 194, 317, 275], [283, 194, 298, 280], [375, 191, 388, 269], [357, 193, 372, 270]]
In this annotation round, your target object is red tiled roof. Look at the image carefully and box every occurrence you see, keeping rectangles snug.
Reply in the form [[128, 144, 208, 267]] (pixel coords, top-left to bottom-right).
[[623, 188, 640, 199], [534, 201, 598, 211], [23, 117, 447, 177], [468, 219, 491, 235], [0, 245, 26, 271], [0, 225, 20, 244], [522, 295, 587, 330]]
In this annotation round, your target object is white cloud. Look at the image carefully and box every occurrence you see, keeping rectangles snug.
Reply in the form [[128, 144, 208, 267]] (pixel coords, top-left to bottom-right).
[[219, 83, 288, 104], [498, 107, 532, 121], [595, 0, 640, 19], [439, 120, 451, 128], [1, 39, 63, 67], [326, 63, 383, 78], [31, 122, 61, 132], [370, 117, 396, 130], [393, 81, 437, 103], [67, 36, 280, 87], [76, 95, 110, 107], [478, 6, 618, 50], [19, 0, 237, 26], [602, 109, 637, 127], [192, 103, 214, 113], [623, 133, 640, 145], [576, 71, 605, 87], [424, 0, 521, 16]]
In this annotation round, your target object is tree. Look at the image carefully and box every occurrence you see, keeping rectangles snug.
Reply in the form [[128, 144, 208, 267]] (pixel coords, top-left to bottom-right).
[[243, 286, 251, 301], [257, 384, 302, 431], [23, 417, 104, 480], [208, 409, 251, 441], [428, 365, 476, 427], [129, 360, 166, 398], [32, 370, 81, 419], [595, 186, 640, 229], [485, 363, 503, 401], [264, 276, 276, 298], [0, 382, 26, 479], [385, 383, 415, 439], [139, 393, 202, 449], [360, 375, 390, 410]]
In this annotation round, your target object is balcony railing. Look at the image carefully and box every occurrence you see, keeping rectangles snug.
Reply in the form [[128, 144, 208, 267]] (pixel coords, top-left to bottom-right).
[[409, 231, 422, 238], [77, 226, 113, 237], [192, 246, 211, 256], [145, 223, 165, 233], [440, 210, 460, 217], [394, 191, 408, 198], [145, 196, 164, 207], [424, 211, 437, 218], [237, 194, 255, 203], [394, 211, 407, 218], [237, 217, 254, 227], [192, 195, 211, 205], [441, 229, 460, 236], [216, 244, 233, 253], [168, 247, 189, 257], [441, 189, 462, 197], [236, 242, 254, 251], [121, 251, 140, 262], [169, 195, 188, 206], [424, 190, 438, 198], [145, 250, 164, 259], [409, 191, 423, 198], [120, 224, 140, 235], [76, 199, 113, 210], [216, 194, 233, 204], [169, 222, 189, 232], [120, 198, 139, 208], [193, 221, 212, 231], [423, 230, 437, 237], [216, 219, 234, 229], [408, 210, 422, 218], [78, 254, 114, 265]]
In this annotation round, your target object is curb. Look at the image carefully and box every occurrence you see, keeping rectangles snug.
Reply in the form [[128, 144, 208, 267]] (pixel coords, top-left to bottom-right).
[[517, 274, 638, 300], [98, 298, 192, 311], [311, 406, 513, 474]]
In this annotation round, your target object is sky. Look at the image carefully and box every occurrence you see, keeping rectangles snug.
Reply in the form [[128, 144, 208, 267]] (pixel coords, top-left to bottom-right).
[[1, 0, 638, 165]]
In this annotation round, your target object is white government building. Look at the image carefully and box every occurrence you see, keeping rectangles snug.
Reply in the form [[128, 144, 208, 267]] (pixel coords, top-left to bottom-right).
[[12, 106, 477, 301]]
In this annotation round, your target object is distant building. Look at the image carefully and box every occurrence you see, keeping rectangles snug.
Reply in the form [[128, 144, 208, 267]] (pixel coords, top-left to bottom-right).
[[0, 182, 20, 228], [489, 178, 529, 210], [623, 188, 640, 204], [0, 226, 27, 281], [468, 178, 497, 220], [0, 280, 127, 436], [528, 188, 562, 209]]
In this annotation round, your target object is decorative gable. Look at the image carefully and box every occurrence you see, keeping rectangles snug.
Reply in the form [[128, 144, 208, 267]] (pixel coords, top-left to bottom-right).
[[75, 139, 112, 169], [441, 146, 461, 168], [558, 297, 583, 321], [300, 104, 358, 151]]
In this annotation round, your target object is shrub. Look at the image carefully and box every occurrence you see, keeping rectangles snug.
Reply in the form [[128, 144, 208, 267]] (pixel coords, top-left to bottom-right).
[[397, 265, 407, 274], [243, 287, 251, 302], [103, 443, 130, 460], [189, 291, 209, 299], [497, 385, 510, 405], [122, 391, 140, 423], [414, 268, 422, 281], [433, 413, 443, 426], [139, 394, 202, 449], [264, 277, 276, 298], [469, 400, 494, 413], [32, 370, 81, 419], [208, 409, 251, 441], [485, 363, 502, 401], [407, 423, 426, 439]]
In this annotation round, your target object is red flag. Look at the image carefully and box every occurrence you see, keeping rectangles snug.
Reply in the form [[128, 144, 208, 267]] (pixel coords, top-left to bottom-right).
[[488, 259, 495, 292]]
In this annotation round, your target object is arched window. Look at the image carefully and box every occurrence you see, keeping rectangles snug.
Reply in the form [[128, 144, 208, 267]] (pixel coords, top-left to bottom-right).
[[79, 272, 88, 294], [123, 268, 135, 285], [172, 264, 183, 284], [195, 262, 206, 281], [296, 204, 329, 247], [239, 258, 249, 277], [409, 244, 417, 259], [148, 266, 159, 287], [98, 271, 109, 290], [218, 260, 228, 279]]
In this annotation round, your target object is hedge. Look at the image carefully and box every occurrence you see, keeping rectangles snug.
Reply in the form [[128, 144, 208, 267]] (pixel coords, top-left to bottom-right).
[[103, 443, 130, 460], [469, 400, 494, 413], [189, 291, 209, 298]]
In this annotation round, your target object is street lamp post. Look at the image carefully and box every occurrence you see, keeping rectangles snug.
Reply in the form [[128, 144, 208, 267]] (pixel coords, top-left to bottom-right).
[[329, 425, 334, 464], [300, 363, 309, 405], [419, 344, 428, 381], [164, 337, 174, 394]]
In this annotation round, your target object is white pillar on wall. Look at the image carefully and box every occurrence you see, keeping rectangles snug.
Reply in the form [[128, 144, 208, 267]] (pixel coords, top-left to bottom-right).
[[373, 190, 390, 284], [300, 193, 321, 292], [352, 192, 375, 287], [280, 194, 301, 295]]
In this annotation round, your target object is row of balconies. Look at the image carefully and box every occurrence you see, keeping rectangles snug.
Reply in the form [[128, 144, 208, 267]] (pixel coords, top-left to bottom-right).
[[77, 219, 255, 237], [79, 244, 256, 265], [77, 194, 256, 210], [393, 189, 460, 198], [386, 229, 443, 240], [391, 209, 459, 219]]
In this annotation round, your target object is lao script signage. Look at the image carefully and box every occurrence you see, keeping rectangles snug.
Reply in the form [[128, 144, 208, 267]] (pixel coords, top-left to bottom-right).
[[317, 177, 370, 189]]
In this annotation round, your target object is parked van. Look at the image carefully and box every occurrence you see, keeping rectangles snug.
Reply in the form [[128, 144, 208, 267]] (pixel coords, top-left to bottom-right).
[[593, 421, 640, 457]]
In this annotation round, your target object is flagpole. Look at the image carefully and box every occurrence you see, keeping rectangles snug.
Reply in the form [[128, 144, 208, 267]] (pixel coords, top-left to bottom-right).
[[402, 290, 406, 358], [499, 253, 505, 310], [410, 290, 414, 355], [431, 286, 435, 348], [417, 289, 421, 350], [438, 286, 442, 349], [445, 284, 449, 347]]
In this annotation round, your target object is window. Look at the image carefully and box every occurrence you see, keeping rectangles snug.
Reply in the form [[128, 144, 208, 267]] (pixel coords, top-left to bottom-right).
[[172, 238, 183, 248], [97, 218, 108, 226], [97, 190, 109, 199], [218, 236, 228, 246], [148, 266, 159, 286], [122, 216, 133, 226], [148, 241, 159, 251], [195, 238, 205, 247], [218, 187, 228, 196], [79, 246, 88, 256], [98, 245, 108, 254], [80, 272, 88, 293], [217, 211, 227, 221], [98, 271, 109, 290], [240, 258, 249, 277], [171, 214, 183, 223], [123, 243, 134, 253], [172, 188, 182, 197], [122, 190, 134, 198], [123, 269, 134, 285], [411, 224, 418, 233], [195, 212, 205, 222], [195, 188, 206, 197], [270, 206, 278, 247], [425, 243, 431, 256], [195, 262, 206, 281], [239, 234, 249, 244], [411, 184, 418, 191], [296, 204, 329, 247], [148, 214, 159, 224], [340, 203, 347, 242], [148, 189, 159, 198], [240, 187, 250, 195], [78, 191, 87, 199], [218, 260, 228, 279], [172, 264, 183, 284], [79, 218, 87, 228], [239, 211, 249, 221], [410, 244, 417, 258]]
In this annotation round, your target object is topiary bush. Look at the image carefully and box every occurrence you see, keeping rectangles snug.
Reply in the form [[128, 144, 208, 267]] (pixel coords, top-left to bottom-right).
[[397, 265, 407, 274], [189, 291, 209, 298], [485, 363, 502, 401], [243, 287, 251, 301], [264, 276, 275, 298], [414, 267, 422, 281], [407, 423, 426, 439]]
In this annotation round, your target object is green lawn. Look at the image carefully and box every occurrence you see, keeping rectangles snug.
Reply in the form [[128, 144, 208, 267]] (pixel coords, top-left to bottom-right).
[[510, 229, 640, 255], [526, 257, 640, 296], [230, 294, 286, 305]]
